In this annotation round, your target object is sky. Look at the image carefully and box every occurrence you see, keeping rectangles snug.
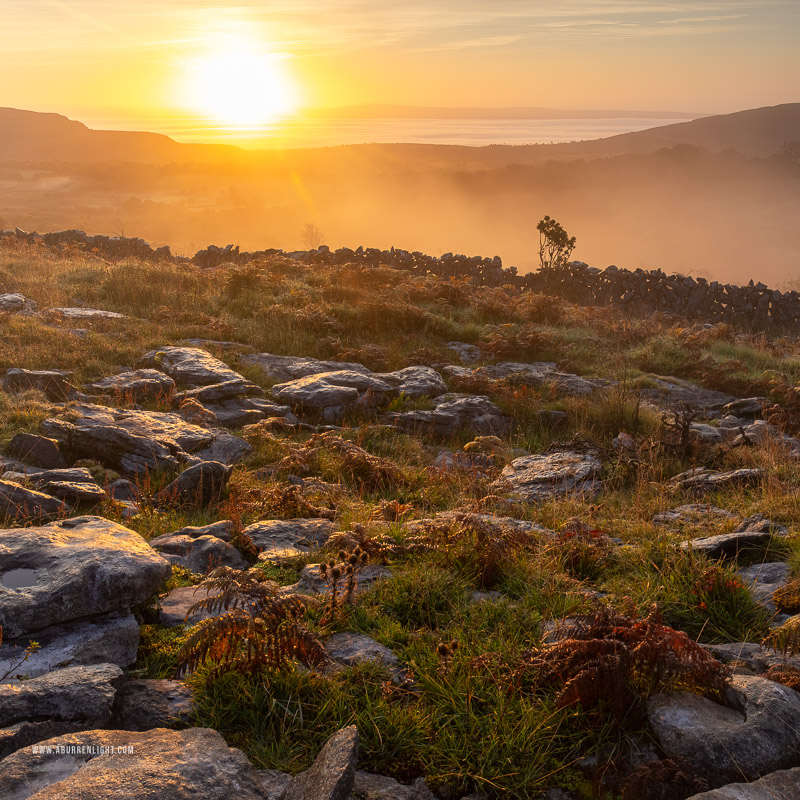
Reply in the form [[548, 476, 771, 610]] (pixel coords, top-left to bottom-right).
[[1, 0, 799, 125]]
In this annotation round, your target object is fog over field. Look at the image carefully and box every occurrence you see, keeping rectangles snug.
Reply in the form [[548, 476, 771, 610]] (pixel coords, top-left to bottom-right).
[[1, 105, 799, 286]]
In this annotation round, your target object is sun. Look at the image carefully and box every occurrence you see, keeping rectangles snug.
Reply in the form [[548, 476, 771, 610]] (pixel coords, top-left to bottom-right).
[[183, 40, 298, 126]]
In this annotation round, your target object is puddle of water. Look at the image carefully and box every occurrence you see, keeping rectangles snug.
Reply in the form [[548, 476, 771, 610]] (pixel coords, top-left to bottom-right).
[[1, 569, 39, 590]]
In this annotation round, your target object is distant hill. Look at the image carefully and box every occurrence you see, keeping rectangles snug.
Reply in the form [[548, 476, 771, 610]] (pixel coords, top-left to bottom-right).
[[0, 103, 797, 165], [556, 103, 800, 158], [0, 107, 241, 163]]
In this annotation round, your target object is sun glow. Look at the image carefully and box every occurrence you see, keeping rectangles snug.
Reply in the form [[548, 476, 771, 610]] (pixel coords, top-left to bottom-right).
[[182, 38, 299, 126]]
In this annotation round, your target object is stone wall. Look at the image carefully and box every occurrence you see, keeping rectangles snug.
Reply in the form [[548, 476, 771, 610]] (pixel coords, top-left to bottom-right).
[[3, 228, 796, 328]]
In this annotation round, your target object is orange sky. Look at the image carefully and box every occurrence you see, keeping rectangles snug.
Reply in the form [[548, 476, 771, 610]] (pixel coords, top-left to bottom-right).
[[2, 1, 798, 128]]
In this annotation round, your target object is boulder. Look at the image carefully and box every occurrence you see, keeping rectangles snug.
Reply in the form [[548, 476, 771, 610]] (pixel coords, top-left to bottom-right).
[[0, 727, 269, 799], [0, 612, 139, 682], [0, 479, 67, 522], [737, 562, 792, 616], [42, 404, 249, 474], [648, 674, 800, 787], [83, 369, 176, 402], [165, 520, 234, 542], [640, 377, 736, 414], [0, 664, 123, 758], [6, 433, 67, 470], [138, 346, 246, 386], [110, 679, 194, 731], [0, 293, 27, 312], [176, 379, 263, 404], [653, 504, 738, 526], [670, 467, 765, 494], [681, 517, 788, 559], [350, 772, 437, 800], [247, 518, 336, 560], [291, 564, 391, 597], [155, 461, 232, 507], [3, 368, 75, 401], [282, 725, 359, 800], [720, 397, 769, 418], [325, 633, 404, 683], [149, 532, 248, 573], [491, 451, 603, 502], [0, 516, 171, 639], [685, 767, 800, 799], [705, 641, 800, 674], [42, 481, 106, 504], [48, 307, 126, 319], [375, 366, 447, 398], [241, 353, 369, 382], [272, 373, 385, 409], [386, 394, 507, 437]]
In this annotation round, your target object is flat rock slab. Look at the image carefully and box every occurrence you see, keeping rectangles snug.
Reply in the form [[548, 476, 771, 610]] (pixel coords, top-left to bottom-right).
[[0, 479, 67, 523], [290, 564, 392, 597], [0, 293, 28, 311], [491, 451, 603, 502], [248, 518, 336, 559], [110, 679, 194, 731], [272, 373, 373, 408], [705, 641, 800, 674], [283, 725, 359, 800], [43, 481, 106, 503], [42, 403, 250, 474], [0, 726, 268, 800], [653, 504, 739, 526], [48, 307, 126, 319], [374, 366, 447, 399], [648, 674, 800, 787], [0, 612, 139, 682], [641, 377, 736, 413], [150, 533, 247, 574], [325, 633, 404, 682], [737, 562, 791, 616], [83, 369, 176, 402], [685, 766, 800, 799], [445, 361, 606, 397], [404, 511, 554, 538], [177, 379, 263, 404], [6, 433, 67, 470], [159, 585, 224, 627], [386, 393, 507, 437], [0, 664, 123, 759], [241, 353, 369, 382], [3, 368, 75, 402], [0, 516, 171, 639], [681, 528, 786, 560], [351, 771, 437, 800], [670, 468, 765, 494], [138, 346, 247, 387]]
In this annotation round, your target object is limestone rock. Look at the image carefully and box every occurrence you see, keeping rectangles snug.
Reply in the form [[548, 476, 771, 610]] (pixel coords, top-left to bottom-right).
[[49, 307, 126, 319], [176, 378, 263, 404], [0, 479, 67, 522], [149, 532, 247, 574], [325, 633, 404, 682], [491, 451, 603, 502], [0, 726, 269, 800], [653, 504, 739, 526], [352, 771, 437, 800], [291, 564, 391, 597], [685, 767, 800, 799], [0, 516, 171, 639], [640, 377, 736, 414], [737, 562, 791, 616], [83, 369, 176, 402], [670, 467, 765, 494], [42, 404, 249, 474], [159, 585, 223, 627], [155, 461, 232, 507], [247, 518, 336, 560], [647, 674, 800, 787], [110, 679, 194, 731], [0, 664, 123, 759], [281, 725, 359, 800], [375, 366, 447, 398], [386, 393, 507, 437], [6, 434, 67, 470], [272, 373, 384, 408], [241, 353, 369, 382], [705, 641, 800, 674], [42, 481, 106, 504], [3, 368, 76, 401], [0, 293, 28, 312], [138, 346, 247, 386], [0, 612, 139, 682]]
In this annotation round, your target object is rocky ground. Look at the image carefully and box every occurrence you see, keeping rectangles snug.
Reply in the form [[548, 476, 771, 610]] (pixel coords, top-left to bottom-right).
[[3, 243, 800, 798]]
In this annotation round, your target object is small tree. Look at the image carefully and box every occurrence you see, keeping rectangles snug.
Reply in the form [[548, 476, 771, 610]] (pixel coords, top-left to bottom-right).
[[537, 215, 576, 269], [301, 222, 325, 249]]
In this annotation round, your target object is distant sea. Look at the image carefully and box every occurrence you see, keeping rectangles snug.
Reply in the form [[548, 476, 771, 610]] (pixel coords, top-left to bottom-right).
[[81, 115, 694, 149]]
